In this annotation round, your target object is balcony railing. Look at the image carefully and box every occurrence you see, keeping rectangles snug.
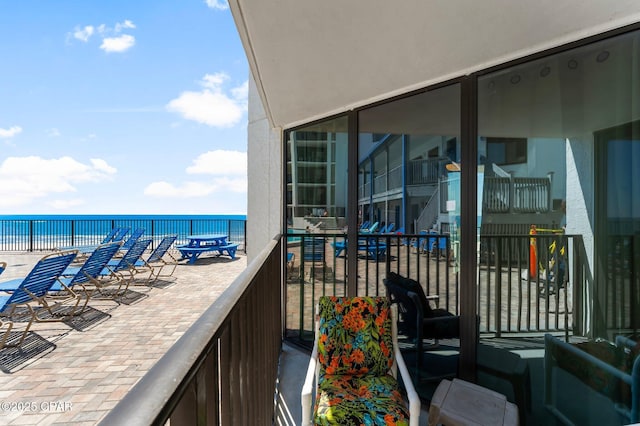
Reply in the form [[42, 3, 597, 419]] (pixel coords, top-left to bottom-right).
[[286, 232, 585, 348], [100, 238, 282, 426], [374, 173, 387, 193], [407, 158, 449, 185], [96, 230, 590, 424], [483, 175, 552, 213]]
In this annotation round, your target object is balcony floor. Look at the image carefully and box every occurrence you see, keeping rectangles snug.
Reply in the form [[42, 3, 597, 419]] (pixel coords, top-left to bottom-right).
[[278, 337, 632, 426], [0, 251, 247, 425]]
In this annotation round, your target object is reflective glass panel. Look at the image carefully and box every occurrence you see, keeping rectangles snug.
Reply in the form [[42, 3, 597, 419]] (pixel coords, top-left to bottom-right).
[[477, 29, 640, 425]]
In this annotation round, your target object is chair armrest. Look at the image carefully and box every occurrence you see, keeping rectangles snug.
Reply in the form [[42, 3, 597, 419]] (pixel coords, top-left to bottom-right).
[[395, 344, 421, 426], [301, 333, 319, 425], [426, 294, 440, 308]]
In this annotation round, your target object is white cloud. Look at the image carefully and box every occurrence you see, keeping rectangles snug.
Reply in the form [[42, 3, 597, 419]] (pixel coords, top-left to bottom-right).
[[100, 34, 135, 53], [90, 158, 117, 174], [143, 176, 246, 198], [0, 126, 22, 138], [0, 156, 117, 207], [202, 73, 227, 89], [231, 80, 249, 102], [186, 150, 246, 175], [144, 150, 247, 199], [166, 73, 248, 127], [114, 20, 136, 32], [46, 128, 61, 137], [49, 199, 85, 210], [73, 25, 95, 42], [70, 21, 136, 53], [144, 181, 216, 198], [205, 0, 229, 10]]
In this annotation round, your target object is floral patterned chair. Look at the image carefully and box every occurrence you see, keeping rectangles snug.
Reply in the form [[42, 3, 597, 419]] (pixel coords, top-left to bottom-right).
[[301, 296, 420, 425]]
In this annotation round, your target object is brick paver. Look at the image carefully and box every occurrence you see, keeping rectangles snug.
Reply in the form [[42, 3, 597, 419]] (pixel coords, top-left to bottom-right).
[[0, 250, 246, 425]]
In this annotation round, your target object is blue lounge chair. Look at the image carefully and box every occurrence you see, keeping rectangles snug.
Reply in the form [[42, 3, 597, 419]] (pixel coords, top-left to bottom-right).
[[303, 237, 325, 264], [286, 252, 298, 280], [57, 227, 130, 253], [114, 228, 146, 255], [0, 244, 121, 319], [80, 227, 144, 256], [411, 230, 428, 253], [0, 250, 77, 348], [107, 227, 131, 244], [0, 262, 5, 276], [332, 237, 387, 260], [100, 227, 126, 244], [361, 221, 379, 233], [47, 242, 122, 317], [97, 238, 153, 296], [131, 235, 178, 284]]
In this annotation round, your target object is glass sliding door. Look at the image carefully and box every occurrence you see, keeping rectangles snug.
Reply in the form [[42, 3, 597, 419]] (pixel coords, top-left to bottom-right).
[[477, 29, 640, 425], [358, 84, 461, 397], [284, 116, 349, 342]]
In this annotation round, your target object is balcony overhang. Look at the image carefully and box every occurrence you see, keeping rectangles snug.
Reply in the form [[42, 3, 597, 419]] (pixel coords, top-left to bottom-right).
[[229, 0, 640, 130]]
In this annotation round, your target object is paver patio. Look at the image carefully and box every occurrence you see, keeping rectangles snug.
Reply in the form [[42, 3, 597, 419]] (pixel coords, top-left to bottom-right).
[[0, 250, 246, 425]]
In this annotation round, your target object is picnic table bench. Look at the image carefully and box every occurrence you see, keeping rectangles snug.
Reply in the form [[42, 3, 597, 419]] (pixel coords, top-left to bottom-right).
[[177, 234, 239, 264]]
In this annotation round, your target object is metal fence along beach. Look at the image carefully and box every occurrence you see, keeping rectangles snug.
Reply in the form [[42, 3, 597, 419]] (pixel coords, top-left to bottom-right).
[[0, 215, 247, 251]]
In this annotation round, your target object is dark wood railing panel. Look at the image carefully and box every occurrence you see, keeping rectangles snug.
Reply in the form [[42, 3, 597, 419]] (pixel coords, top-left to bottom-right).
[[99, 238, 281, 426]]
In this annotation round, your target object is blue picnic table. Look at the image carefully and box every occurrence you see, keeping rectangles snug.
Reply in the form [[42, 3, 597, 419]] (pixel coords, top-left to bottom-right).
[[177, 234, 239, 264]]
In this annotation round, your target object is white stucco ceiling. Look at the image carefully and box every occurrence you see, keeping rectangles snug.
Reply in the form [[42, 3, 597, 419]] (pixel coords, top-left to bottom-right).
[[230, 0, 640, 130]]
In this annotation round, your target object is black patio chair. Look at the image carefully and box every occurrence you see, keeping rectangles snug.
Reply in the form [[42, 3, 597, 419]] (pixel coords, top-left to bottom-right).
[[383, 272, 460, 377]]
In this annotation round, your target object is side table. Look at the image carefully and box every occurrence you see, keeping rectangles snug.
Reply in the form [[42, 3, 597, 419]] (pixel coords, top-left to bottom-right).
[[428, 378, 519, 426]]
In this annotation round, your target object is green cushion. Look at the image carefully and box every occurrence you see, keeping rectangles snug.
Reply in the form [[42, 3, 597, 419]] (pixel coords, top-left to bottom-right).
[[314, 374, 409, 425], [317, 296, 394, 378]]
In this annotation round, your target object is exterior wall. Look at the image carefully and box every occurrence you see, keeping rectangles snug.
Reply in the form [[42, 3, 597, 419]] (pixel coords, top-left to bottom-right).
[[567, 136, 594, 276], [247, 75, 282, 261]]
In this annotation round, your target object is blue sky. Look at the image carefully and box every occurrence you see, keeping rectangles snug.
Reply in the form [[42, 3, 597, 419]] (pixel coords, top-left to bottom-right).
[[0, 0, 249, 215]]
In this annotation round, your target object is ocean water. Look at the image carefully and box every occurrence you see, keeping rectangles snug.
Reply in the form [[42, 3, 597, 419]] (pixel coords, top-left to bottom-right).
[[0, 214, 247, 251]]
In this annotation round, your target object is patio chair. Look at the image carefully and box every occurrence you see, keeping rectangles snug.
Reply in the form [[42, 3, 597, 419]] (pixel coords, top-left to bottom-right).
[[410, 230, 428, 253], [120, 227, 145, 249], [57, 227, 129, 253], [45, 242, 122, 318], [0, 250, 77, 348], [301, 296, 420, 426], [286, 252, 299, 281], [100, 227, 129, 244], [68, 238, 153, 297], [383, 272, 460, 375], [0, 244, 121, 319], [361, 221, 379, 233], [130, 235, 179, 284], [109, 227, 146, 257], [0, 262, 5, 276]]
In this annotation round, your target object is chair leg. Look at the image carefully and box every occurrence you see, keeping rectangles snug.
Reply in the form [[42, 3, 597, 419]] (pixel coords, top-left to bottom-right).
[[0, 311, 34, 348]]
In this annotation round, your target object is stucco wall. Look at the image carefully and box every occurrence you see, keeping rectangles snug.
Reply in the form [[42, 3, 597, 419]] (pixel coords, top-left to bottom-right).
[[246, 75, 282, 261]]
